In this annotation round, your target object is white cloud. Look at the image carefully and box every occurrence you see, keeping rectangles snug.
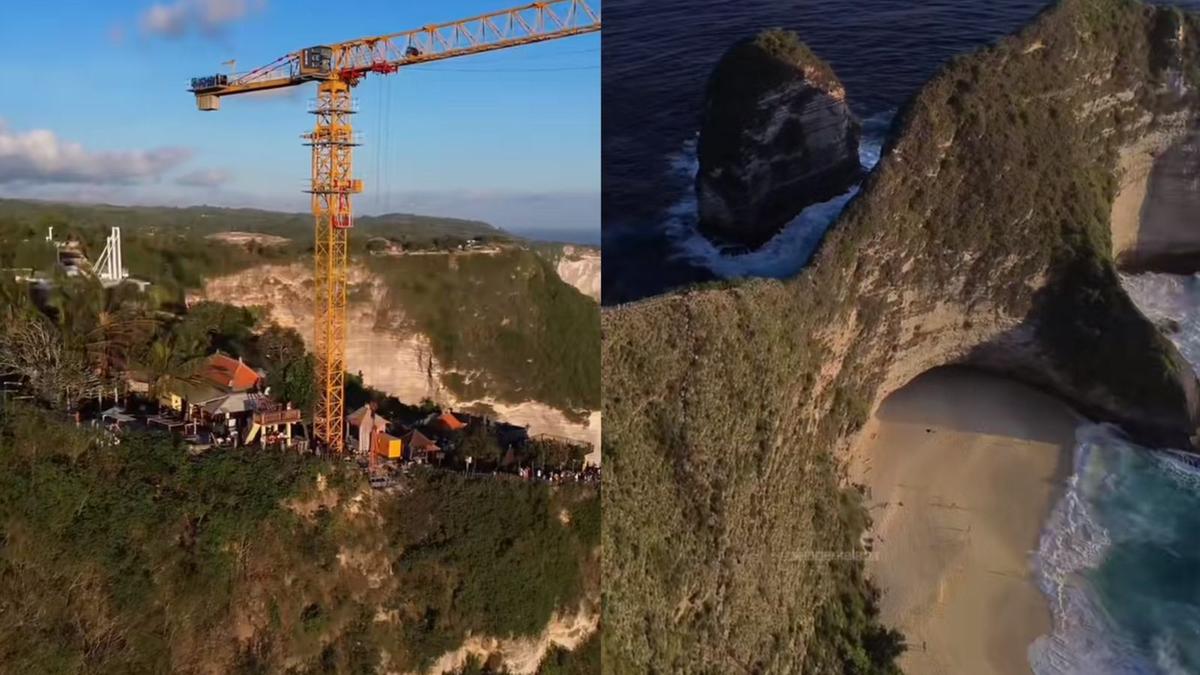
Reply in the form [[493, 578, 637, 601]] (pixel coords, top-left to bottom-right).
[[175, 168, 231, 187], [141, 3, 188, 36], [0, 120, 192, 186], [140, 0, 265, 38]]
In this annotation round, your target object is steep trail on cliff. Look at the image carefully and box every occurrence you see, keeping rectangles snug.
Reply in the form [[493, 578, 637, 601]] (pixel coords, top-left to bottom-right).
[[603, 1, 1200, 671]]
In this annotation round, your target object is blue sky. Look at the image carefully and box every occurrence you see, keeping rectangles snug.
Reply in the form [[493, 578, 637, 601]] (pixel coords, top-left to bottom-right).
[[0, 0, 600, 241]]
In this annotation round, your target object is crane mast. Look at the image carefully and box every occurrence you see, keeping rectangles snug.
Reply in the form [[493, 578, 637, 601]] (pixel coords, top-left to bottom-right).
[[190, 1, 599, 455]]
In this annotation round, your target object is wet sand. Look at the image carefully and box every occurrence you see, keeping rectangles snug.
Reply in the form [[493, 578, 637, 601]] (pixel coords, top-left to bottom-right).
[[849, 367, 1079, 675]]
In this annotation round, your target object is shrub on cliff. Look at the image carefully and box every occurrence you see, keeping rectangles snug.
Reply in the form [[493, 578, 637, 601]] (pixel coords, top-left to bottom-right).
[[365, 249, 600, 413], [0, 405, 599, 672]]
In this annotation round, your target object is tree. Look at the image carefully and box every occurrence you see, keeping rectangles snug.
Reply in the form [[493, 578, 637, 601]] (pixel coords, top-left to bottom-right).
[[257, 324, 305, 372], [457, 424, 503, 467], [174, 301, 259, 357], [48, 276, 157, 385], [0, 314, 103, 407], [9, 239, 55, 271], [0, 274, 35, 325], [267, 355, 316, 414], [137, 334, 208, 403]]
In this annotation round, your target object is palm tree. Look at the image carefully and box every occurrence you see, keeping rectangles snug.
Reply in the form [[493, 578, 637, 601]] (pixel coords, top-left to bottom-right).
[[48, 276, 158, 407], [138, 334, 208, 409]]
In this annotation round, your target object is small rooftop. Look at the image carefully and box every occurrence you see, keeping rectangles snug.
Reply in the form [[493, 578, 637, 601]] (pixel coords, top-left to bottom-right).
[[200, 353, 262, 393]]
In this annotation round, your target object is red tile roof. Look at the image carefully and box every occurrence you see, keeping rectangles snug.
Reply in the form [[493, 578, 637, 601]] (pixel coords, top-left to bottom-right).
[[433, 411, 466, 432], [403, 429, 439, 453], [201, 353, 262, 393]]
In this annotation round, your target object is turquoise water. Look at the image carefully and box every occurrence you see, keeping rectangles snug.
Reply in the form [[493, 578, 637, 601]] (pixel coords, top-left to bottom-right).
[[1031, 274, 1200, 674]]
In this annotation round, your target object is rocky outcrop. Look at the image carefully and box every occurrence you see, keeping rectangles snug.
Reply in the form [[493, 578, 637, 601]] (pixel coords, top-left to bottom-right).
[[553, 245, 601, 301], [604, 1, 1200, 671], [421, 604, 598, 675], [696, 29, 862, 247]]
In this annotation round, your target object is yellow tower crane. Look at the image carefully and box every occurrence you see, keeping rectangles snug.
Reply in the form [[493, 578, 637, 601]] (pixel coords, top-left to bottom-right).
[[189, 1, 600, 454]]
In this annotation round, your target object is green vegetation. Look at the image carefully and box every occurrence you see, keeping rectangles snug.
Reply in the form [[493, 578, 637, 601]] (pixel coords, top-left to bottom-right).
[[603, 0, 1200, 671], [365, 249, 600, 413], [0, 199, 505, 246], [0, 405, 599, 673], [379, 473, 600, 666], [0, 200, 512, 304], [0, 404, 330, 672]]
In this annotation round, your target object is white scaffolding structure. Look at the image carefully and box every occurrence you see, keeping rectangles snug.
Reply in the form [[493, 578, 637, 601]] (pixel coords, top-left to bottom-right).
[[94, 227, 127, 284]]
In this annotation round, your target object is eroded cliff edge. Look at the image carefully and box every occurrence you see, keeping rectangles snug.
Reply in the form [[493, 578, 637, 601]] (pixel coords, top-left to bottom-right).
[[602, 1, 1200, 672]]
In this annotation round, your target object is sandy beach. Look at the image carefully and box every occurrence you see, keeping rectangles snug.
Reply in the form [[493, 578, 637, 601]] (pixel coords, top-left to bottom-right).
[[1112, 130, 1200, 270], [849, 367, 1080, 675]]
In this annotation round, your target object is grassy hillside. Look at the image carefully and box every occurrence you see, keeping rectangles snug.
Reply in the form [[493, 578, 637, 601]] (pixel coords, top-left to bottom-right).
[[0, 200, 511, 303], [0, 201, 598, 416], [366, 249, 601, 413], [0, 404, 599, 673], [603, 0, 1200, 671], [0, 199, 506, 245]]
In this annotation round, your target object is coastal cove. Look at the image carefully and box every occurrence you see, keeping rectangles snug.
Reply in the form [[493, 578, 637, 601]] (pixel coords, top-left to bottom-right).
[[847, 74, 1200, 674], [602, 0, 1200, 671]]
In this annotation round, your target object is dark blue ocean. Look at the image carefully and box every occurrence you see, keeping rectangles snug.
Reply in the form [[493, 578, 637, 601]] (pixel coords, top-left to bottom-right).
[[602, 0, 1056, 305], [601, 2, 1200, 672]]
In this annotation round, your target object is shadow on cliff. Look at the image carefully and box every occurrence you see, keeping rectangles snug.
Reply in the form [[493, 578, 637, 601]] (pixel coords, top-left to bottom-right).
[[956, 245, 1200, 450], [874, 366, 1081, 445]]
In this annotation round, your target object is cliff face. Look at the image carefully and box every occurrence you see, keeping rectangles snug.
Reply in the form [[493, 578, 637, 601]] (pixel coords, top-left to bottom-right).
[[603, 1, 1200, 672], [194, 253, 601, 462], [696, 29, 862, 247], [553, 246, 601, 301], [1112, 127, 1200, 272]]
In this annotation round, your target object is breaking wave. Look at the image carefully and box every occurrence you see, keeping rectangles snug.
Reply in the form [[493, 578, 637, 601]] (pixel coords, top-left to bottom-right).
[[1028, 274, 1200, 674]]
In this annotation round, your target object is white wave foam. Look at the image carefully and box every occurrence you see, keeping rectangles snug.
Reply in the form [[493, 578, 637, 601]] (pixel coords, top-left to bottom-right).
[[663, 111, 892, 279], [1029, 425, 1164, 675], [1121, 272, 1200, 376]]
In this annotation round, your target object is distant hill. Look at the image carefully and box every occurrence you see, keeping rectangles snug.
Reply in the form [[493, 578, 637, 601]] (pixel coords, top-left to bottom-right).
[[0, 198, 510, 245]]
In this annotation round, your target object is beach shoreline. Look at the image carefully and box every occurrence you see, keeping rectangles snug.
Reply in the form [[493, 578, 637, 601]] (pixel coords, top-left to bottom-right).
[[848, 367, 1080, 675]]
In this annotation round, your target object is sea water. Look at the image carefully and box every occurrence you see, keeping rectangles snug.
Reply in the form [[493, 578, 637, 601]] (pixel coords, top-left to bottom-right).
[[602, 0, 1054, 303], [1029, 273, 1200, 674]]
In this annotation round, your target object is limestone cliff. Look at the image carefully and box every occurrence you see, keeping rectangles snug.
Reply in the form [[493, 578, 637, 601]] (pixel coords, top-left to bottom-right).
[[193, 253, 601, 463], [1112, 127, 1200, 272], [553, 245, 601, 302], [696, 29, 862, 247], [603, 1, 1200, 672]]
